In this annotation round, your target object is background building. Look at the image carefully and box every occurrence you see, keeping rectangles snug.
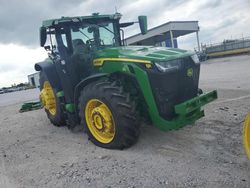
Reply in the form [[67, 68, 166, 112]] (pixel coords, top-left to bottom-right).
[[28, 72, 40, 88], [202, 37, 250, 58], [125, 21, 200, 51]]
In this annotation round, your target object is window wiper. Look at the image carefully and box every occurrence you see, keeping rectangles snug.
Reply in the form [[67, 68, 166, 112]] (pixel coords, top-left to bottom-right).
[[86, 21, 114, 34], [78, 28, 90, 40], [98, 25, 114, 34]]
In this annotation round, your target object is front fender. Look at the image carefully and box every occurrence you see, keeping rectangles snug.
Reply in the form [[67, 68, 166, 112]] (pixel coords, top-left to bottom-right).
[[74, 73, 108, 110]]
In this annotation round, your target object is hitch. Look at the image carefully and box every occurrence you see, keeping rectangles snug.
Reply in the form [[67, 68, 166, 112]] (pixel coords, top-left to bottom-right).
[[19, 101, 42, 113], [175, 90, 218, 115]]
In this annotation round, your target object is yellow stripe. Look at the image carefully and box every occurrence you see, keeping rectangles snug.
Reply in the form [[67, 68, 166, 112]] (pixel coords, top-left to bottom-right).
[[208, 48, 250, 57], [93, 58, 151, 66]]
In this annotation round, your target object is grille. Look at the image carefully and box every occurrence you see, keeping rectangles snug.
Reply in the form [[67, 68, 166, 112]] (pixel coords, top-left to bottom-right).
[[148, 57, 200, 120]]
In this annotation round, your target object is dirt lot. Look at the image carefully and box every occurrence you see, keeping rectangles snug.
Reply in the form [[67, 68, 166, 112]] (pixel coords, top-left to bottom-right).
[[1, 55, 250, 188]]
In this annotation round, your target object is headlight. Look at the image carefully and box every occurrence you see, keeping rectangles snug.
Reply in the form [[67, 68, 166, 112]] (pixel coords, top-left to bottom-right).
[[191, 54, 200, 64], [154, 59, 182, 72]]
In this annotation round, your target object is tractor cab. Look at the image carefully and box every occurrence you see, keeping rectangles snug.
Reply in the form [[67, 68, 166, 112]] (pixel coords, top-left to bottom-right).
[[40, 13, 147, 58], [39, 13, 147, 83], [41, 14, 120, 53]]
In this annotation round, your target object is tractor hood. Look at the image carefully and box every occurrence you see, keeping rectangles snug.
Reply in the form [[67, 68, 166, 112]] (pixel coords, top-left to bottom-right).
[[95, 46, 194, 63]]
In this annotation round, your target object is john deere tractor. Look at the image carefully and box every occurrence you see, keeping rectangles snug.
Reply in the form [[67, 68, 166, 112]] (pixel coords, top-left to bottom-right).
[[36, 13, 217, 149]]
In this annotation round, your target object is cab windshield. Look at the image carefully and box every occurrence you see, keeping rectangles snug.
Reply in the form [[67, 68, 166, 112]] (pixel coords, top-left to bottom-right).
[[71, 21, 120, 48]]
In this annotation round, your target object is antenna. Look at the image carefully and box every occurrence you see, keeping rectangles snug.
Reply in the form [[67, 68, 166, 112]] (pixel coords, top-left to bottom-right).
[[115, 6, 118, 13]]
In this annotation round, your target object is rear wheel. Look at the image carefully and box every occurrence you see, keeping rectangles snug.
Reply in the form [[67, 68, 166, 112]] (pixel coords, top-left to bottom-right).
[[78, 80, 140, 149], [39, 72, 65, 126], [243, 113, 250, 159]]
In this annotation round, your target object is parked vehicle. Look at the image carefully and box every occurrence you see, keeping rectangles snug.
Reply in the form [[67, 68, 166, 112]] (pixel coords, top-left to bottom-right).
[[36, 13, 217, 149]]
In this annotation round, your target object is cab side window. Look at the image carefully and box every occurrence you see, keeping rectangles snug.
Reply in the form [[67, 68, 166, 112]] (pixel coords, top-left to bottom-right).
[[44, 29, 58, 53], [61, 34, 68, 47]]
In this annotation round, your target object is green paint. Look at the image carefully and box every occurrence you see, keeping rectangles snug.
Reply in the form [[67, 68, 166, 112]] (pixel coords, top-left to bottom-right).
[[138, 16, 147, 34], [175, 90, 218, 115], [94, 46, 192, 62], [65, 104, 75, 113], [99, 61, 217, 131], [56, 91, 64, 97], [187, 68, 193, 77], [19, 101, 42, 113]]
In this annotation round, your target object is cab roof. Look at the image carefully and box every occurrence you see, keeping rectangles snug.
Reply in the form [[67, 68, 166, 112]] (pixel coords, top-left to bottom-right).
[[42, 13, 122, 28]]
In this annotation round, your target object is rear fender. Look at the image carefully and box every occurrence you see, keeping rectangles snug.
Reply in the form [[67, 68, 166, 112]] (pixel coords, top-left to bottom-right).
[[34, 59, 61, 89]]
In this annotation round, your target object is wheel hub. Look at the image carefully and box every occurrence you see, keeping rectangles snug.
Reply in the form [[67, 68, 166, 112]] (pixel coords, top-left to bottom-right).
[[92, 113, 104, 130], [85, 99, 115, 144]]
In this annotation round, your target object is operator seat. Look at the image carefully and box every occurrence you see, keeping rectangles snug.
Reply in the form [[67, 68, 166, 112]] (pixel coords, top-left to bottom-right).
[[72, 39, 89, 58], [71, 39, 93, 81]]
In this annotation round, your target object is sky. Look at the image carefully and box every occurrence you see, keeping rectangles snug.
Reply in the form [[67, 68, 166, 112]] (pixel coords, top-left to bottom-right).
[[0, 0, 250, 87]]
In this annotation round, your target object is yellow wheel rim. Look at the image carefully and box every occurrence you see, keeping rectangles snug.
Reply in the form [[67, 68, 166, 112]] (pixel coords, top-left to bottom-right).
[[40, 81, 57, 116], [85, 99, 115, 144], [243, 113, 250, 159]]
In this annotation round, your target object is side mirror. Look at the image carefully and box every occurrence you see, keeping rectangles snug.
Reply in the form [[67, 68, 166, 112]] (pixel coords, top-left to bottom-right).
[[40, 26, 47, 47], [138, 16, 147, 35]]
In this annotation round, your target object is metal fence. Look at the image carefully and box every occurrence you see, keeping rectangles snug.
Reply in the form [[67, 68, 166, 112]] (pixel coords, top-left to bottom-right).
[[202, 37, 250, 54]]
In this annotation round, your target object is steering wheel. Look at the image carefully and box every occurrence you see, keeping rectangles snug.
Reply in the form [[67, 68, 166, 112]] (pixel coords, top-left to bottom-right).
[[86, 38, 95, 46], [86, 38, 105, 49]]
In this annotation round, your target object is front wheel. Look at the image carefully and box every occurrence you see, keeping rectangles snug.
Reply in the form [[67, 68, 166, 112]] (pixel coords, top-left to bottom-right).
[[78, 80, 140, 149], [243, 113, 250, 159]]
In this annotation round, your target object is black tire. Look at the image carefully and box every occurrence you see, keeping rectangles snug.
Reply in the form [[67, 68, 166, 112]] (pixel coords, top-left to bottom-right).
[[78, 80, 140, 149], [39, 72, 66, 127]]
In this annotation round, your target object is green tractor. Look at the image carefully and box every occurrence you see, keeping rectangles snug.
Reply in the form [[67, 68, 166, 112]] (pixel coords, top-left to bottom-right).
[[36, 13, 217, 149]]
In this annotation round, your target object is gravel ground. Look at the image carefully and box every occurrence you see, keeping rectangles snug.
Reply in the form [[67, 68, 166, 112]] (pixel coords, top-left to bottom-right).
[[0, 55, 250, 188]]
